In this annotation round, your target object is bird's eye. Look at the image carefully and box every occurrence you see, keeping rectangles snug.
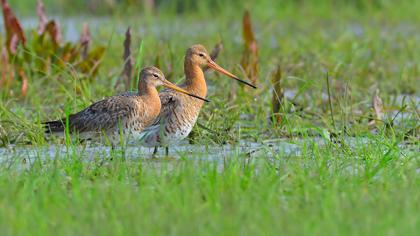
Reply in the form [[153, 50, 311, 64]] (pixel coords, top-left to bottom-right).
[[198, 53, 205, 58], [153, 73, 159, 78]]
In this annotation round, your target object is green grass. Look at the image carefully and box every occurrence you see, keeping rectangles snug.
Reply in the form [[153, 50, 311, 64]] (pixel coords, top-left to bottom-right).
[[1, 0, 419, 235], [0, 137, 418, 235]]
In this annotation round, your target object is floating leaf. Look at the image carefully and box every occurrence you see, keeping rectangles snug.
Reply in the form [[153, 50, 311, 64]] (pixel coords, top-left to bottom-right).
[[1, 0, 26, 53], [271, 65, 284, 125], [80, 23, 90, 60], [240, 10, 258, 86]]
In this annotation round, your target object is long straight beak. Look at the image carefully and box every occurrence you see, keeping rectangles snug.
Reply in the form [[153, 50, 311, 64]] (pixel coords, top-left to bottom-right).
[[162, 80, 210, 102], [207, 60, 257, 89]]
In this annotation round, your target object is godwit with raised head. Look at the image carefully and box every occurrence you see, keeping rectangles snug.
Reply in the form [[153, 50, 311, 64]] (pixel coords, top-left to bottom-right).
[[139, 44, 256, 155], [43, 66, 209, 145]]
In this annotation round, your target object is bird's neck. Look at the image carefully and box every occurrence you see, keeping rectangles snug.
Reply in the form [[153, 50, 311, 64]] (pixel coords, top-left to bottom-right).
[[138, 82, 161, 115], [183, 60, 207, 98]]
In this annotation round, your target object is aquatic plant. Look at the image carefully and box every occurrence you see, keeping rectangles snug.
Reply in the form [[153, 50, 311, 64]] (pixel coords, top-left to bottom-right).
[[0, 0, 105, 98]]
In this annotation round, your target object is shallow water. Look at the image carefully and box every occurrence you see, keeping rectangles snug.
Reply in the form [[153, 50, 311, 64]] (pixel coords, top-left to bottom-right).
[[0, 139, 299, 163], [1, 135, 417, 166], [1, 136, 419, 180], [0, 139, 302, 172]]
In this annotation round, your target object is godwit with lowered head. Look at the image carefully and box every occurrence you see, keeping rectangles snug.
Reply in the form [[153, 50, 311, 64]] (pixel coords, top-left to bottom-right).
[[43, 66, 209, 145], [139, 44, 256, 155]]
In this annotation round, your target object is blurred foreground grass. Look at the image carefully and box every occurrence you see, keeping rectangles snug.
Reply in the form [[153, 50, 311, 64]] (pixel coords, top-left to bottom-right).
[[0, 136, 418, 235]]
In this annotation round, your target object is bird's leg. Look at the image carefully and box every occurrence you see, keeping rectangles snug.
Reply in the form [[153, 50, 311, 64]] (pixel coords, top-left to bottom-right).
[[165, 146, 169, 156], [153, 146, 158, 156]]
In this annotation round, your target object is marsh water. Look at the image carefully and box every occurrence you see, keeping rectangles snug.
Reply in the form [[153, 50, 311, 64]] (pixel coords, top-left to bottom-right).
[[1, 135, 418, 173]]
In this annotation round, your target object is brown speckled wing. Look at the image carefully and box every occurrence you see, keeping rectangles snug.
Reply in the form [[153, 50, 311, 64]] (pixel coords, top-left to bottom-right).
[[67, 95, 140, 133]]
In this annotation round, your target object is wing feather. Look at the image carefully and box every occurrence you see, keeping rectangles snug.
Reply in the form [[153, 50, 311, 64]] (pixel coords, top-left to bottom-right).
[[45, 95, 140, 133]]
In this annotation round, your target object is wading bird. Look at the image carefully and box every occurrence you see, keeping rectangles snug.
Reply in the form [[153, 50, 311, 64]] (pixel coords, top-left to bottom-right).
[[139, 44, 256, 155], [43, 66, 209, 145]]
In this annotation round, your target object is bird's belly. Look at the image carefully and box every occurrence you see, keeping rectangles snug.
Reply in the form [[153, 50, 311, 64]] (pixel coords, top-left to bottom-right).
[[162, 121, 194, 144], [138, 116, 196, 147], [138, 95, 203, 147]]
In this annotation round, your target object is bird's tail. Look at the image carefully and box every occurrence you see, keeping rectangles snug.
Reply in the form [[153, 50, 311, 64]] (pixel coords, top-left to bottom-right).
[[42, 119, 66, 134]]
